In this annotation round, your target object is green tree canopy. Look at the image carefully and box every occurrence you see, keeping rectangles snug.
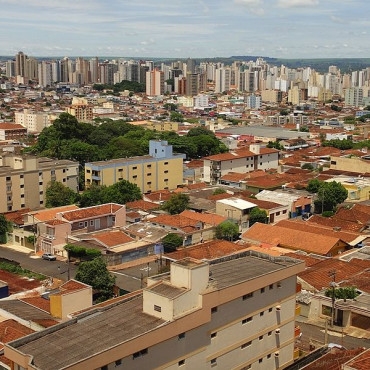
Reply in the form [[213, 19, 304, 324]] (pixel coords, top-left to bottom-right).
[[325, 286, 358, 300], [0, 214, 11, 244], [248, 208, 268, 227], [306, 179, 321, 193], [45, 181, 78, 208], [213, 188, 226, 196], [75, 257, 116, 302], [215, 220, 239, 241], [64, 244, 101, 262], [102, 180, 142, 204], [161, 193, 190, 215], [162, 233, 183, 252], [313, 181, 348, 213]]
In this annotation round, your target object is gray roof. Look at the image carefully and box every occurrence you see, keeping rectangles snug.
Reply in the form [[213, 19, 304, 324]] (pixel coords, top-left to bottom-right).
[[0, 300, 54, 323], [8, 252, 302, 369], [216, 125, 310, 140]]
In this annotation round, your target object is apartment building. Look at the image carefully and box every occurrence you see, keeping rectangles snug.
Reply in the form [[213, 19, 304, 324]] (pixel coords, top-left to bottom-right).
[[0, 154, 79, 213], [203, 144, 279, 184], [14, 109, 51, 133], [146, 69, 164, 96], [5, 252, 304, 370], [85, 140, 185, 193], [0, 123, 27, 141]]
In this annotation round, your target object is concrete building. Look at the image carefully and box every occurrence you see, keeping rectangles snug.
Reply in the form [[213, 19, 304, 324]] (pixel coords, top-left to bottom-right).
[[146, 69, 164, 96], [14, 109, 51, 133], [0, 123, 27, 142], [344, 87, 363, 107], [203, 144, 279, 184], [0, 154, 79, 213], [85, 140, 185, 193], [4, 252, 304, 370]]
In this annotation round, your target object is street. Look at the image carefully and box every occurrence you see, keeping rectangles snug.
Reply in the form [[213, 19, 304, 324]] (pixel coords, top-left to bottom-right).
[[0, 245, 77, 281]]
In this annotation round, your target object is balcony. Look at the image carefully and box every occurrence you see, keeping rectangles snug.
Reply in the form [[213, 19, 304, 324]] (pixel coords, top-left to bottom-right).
[[294, 325, 301, 338], [295, 304, 301, 316], [41, 233, 55, 240]]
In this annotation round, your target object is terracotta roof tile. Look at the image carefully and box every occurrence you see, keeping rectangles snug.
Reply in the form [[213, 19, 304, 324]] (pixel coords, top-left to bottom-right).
[[307, 215, 364, 233], [60, 280, 90, 292], [242, 222, 345, 255], [60, 203, 123, 222], [150, 214, 201, 232], [4, 209, 31, 226], [180, 210, 226, 226], [344, 347, 370, 369], [165, 239, 248, 260], [144, 190, 173, 203], [89, 230, 134, 247], [0, 319, 34, 344], [20, 297, 50, 313], [30, 205, 79, 222], [126, 199, 159, 211]]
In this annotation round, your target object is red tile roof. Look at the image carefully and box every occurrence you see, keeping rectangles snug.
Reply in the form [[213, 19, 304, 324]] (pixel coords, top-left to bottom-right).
[[344, 347, 370, 370], [180, 210, 226, 226], [60, 280, 90, 292], [4, 209, 31, 226], [30, 205, 79, 222], [89, 230, 134, 247], [60, 203, 123, 221], [21, 297, 50, 313], [0, 319, 34, 345], [307, 214, 364, 233], [165, 239, 248, 260], [242, 222, 346, 255], [150, 214, 201, 233], [126, 199, 159, 211]]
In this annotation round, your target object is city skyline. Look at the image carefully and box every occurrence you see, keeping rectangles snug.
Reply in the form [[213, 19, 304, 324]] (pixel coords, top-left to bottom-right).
[[0, 0, 369, 59]]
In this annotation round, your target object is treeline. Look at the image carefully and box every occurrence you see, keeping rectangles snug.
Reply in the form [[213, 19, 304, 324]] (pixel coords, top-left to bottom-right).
[[93, 80, 145, 93], [28, 113, 228, 165]]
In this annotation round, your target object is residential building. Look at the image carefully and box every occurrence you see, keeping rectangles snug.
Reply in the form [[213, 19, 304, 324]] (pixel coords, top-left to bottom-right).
[[66, 103, 94, 122], [4, 252, 305, 370], [0, 123, 27, 142], [0, 154, 79, 213], [330, 155, 370, 173], [85, 140, 185, 193], [344, 87, 363, 107], [203, 144, 279, 184], [146, 69, 164, 96], [14, 109, 51, 133]]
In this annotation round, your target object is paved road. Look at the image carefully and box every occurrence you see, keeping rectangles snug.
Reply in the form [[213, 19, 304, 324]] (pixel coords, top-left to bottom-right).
[[298, 321, 370, 351], [0, 245, 77, 281]]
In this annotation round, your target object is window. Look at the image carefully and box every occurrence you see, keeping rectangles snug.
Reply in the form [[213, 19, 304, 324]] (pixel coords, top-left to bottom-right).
[[21, 204, 25, 208], [211, 306, 218, 314], [79, 222, 84, 227], [211, 332, 217, 339], [133, 175, 137, 179], [147, 164, 152, 168], [260, 311, 264, 317], [6, 176, 10, 181], [178, 332, 185, 340], [269, 284, 273, 290], [7, 206, 12, 211], [211, 358, 217, 367], [268, 331, 272, 336], [118, 168, 123, 172], [147, 181, 151, 185], [276, 211, 280, 216], [283, 210, 287, 214], [164, 162, 168, 165], [260, 287, 265, 293], [133, 348, 148, 359], [84, 221, 88, 227], [242, 317, 252, 324], [7, 196, 11, 201], [6, 185, 11, 191], [21, 194, 24, 198], [241, 341, 251, 349], [101, 366, 108, 370], [115, 359, 122, 366], [154, 305, 162, 312], [277, 282, 282, 288], [164, 170, 169, 173], [267, 354, 271, 359], [133, 166, 137, 170], [20, 184, 24, 188], [86, 169, 91, 173], [178, 359, 185, 366], [90, 220, 94, 226], [243, 292, 253, 300], [118, 177, 123, 181], [259, 358, 263, 363], [147, 173, 152, 176], [164, 179, 168, 182], [20, 174, 24, 178], [269, 308, 273, 312], [259, 335, 263, 340], [39, 182, 43, 186]]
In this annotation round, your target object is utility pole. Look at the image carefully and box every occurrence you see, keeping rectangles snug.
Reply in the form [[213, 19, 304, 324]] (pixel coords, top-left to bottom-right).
[[328, 269, 336, 327]]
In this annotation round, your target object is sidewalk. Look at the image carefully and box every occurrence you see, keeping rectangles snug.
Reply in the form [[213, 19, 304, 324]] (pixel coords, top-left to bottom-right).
[[2, 243, 36, 256], [296, 315, 370, 340]]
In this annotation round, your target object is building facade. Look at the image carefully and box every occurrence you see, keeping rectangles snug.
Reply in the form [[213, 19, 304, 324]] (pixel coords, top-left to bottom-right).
[[85, 140, 185, 193], [0, 154, 79, 213], [4, 252, 304, 370], [203, 144, 279, 184]]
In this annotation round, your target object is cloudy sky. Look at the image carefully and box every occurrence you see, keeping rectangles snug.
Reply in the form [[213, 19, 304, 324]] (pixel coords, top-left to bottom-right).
[[0, 0, 369, 59]]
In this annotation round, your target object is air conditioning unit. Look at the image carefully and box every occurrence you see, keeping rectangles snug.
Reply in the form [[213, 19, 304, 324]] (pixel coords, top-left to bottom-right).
[[274, 351, 280, 357], [276, 305, 281, 311], [275, 329, 280, 334]]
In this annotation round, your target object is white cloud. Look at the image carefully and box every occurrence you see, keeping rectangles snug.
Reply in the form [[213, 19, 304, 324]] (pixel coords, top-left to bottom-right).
[[234, 0, 265, 15], [277, 0, 319, 8]]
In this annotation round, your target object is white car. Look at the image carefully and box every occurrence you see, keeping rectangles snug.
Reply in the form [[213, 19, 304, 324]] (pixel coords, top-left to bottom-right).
[[42, 253, 57, 261]]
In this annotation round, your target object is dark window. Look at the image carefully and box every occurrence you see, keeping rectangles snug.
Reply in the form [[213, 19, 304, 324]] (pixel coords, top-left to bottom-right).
[[267, 354, 271, 359], [331, 160, 336, 165], [164, 170, 169, 173], [241, 341, 251, 349], [6, 176, 10, 181], [260, 311, 264, 316], [164, 162, 169, 165], [101, 366, 108, 370], [242, 317, 252, 324], [147, 164, 152, 168], [133, 166, 137, 170], [269, 284, 273, 290], [133, 348, 148, 359], [243, 292, 253, 300], [178, 332, 185, 340], [178, 359, 185, 366], [259, 335, 263, 340], [86, 169, 90, 173], [268, 331, 272, 336], [154, 305, 161, 312], [211, 358, 217, 367], [261, 287, 265, 293], [20, 174, 24, 178], [211, 306, 218, 314], [147, 173, 151, 176], [259, 358, 263, 363], [269, 307, 273, 312], [115, 359, 122, 366], [211, 332, 217, 338]]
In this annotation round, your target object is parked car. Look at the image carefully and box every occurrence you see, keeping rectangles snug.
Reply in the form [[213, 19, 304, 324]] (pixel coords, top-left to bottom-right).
[[42, 253, 57, 261]]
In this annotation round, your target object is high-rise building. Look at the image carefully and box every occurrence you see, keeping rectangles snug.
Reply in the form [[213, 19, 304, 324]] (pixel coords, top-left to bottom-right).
[[38, 61, 53, 87], [146, 69, 164, 96], [185, 72, 199, 96], [5, 60, 15, 78], [15, 51, 27, 77], [345, 87, 364, 107]]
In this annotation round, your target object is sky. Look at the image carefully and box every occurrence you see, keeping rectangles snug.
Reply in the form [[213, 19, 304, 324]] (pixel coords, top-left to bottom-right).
[[0, 0, 369, 59]]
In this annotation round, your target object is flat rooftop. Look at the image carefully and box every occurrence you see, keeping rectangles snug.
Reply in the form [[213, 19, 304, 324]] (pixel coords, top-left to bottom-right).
[[8, 252, 302, 369]]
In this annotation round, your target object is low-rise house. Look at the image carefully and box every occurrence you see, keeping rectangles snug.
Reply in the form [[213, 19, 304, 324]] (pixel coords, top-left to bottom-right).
[[242, 222, 351, 257]]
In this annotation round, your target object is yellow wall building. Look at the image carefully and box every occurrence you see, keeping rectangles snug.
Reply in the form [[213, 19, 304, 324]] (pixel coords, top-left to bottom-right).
[[85, 140, 185, 193]]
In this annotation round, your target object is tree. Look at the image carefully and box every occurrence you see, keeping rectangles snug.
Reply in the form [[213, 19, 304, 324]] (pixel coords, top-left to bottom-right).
[[314, 181, 348, 213], [306, 179, 321, 193], [75, 257, 116, 302], [325, 286, 358, 300], [248, 208, 268, 227], [170, 111, 184, 122], [103, 180, 142, 204], [0, 214, 11, 244], [162, 233, 183, 252], [161, 193, 190, 214], [64, 244, 101, 262], [45, 181, 78, 208], [215, 220, 239, 241]]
